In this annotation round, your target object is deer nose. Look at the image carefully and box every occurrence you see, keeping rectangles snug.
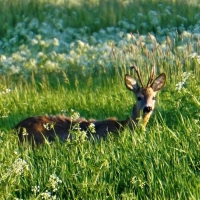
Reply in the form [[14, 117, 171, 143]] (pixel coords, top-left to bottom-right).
[[143, 106, 152, 113]]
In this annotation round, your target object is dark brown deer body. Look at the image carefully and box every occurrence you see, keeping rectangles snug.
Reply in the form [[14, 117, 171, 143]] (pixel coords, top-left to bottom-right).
[[15, 66, 166, 145]]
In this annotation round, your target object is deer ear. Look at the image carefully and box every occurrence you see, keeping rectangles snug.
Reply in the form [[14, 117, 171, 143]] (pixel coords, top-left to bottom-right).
[[125, 74, 139, 92], [151, 73, 166, 91]]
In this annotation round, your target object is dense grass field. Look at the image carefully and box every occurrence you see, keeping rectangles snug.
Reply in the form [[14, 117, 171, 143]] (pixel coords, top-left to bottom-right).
[[0, 0, 199, 199]]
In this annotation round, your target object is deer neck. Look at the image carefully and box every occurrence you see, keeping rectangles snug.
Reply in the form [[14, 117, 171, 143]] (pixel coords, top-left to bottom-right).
[[131, 103, 141, 124], [142, 113, 152, 127], [124, 103, 140, 130], [126, 104, 152, 129]]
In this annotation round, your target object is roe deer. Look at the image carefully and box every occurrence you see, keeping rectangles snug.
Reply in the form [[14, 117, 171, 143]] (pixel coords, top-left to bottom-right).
[[15, 66, 166, 145]]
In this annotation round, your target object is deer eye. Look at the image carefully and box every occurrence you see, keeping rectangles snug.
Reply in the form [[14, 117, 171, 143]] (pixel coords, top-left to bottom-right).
[[137, 96, 142, 101], [152, 96, 155, 100]]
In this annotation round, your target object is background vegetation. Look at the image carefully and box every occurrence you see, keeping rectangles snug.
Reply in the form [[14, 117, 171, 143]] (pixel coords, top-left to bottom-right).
[[0, 0, 199, 199]]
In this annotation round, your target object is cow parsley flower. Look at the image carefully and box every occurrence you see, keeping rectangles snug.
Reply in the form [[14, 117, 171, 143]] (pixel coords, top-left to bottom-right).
[[70, 109, 80, 120], [40, 190, 52, 200], [88, 123, 95, 133], [52, 38, 59, 46], [48, 174, 62, 192], [32, 185, 40, 195], [175, 72, 192, 91], [1, 158, 29, 182], [31, 38, 38, 45]]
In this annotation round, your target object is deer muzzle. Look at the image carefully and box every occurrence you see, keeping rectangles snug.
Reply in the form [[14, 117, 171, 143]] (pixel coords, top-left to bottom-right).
[[143, 106, 153, 114]]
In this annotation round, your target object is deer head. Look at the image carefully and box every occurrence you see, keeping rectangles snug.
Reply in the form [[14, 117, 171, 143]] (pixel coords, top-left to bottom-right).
[[125, 65, 166, 126]]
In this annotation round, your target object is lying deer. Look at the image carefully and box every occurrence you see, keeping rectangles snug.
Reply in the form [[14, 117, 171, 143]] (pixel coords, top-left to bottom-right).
[[15, 66, 166, 144]]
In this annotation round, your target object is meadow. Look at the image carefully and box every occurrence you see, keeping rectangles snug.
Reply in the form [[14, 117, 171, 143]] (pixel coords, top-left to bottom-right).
[[0, 0, 199, 199]]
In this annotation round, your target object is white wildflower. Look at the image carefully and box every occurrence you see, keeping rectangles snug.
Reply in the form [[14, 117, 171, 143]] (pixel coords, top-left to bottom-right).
[[88, 123, 95, 133], [29, 58, 36, 67], [45, 60, 59, 71], [181, 71, 192, 81], [61, 109, 67, 115], [22, 127, 28, 136], [175, 71, 192, 91], [35, 35, 42, 40], [188, 52, 198, 58], [48, 174, 62, 192], [0, 55, 6, 62], [1, 158, 29, 181], [39, 40, 46, 47], [80, 130, 87, 141], [70, 109, 80, 120], [31, 38, 38, 45], [32, 185, 40, 195], [130, 176, 146, 189], [43, 123, 54, 130], [40, 190, 52, 200], [188, 53, 200, 64], [182, 31, 192, 38], [0, 88, 11, 95], [57, 53, 66, 62], [175, 81, 184, 91], [77, 40, 85, 48], [125, 33, 132, 41], [52, 38, 59, 46], [12, 53, 24, 62], [37, 52, 46, 59], [0, 130, 4, 137], [130, 176, 137, 184], [12, 158, 29, 175]]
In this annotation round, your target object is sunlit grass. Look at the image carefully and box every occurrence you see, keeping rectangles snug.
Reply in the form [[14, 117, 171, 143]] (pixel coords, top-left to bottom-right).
[[0, 0, 199, 199]]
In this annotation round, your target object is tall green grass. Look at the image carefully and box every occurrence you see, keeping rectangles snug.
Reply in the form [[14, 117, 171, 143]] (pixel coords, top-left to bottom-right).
[[0, 0, 199, 199], [0, 0, 199, 37], [0, 68, 199, 199]]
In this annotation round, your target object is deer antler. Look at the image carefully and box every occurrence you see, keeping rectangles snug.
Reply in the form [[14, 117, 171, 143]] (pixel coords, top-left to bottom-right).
[[130, 65, 144, 87], [147, 66, 155, 87]]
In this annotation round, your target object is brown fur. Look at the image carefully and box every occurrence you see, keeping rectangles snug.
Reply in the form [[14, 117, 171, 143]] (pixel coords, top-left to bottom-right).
[[14, 69, 166, 145], [15, 115, 130, 144]]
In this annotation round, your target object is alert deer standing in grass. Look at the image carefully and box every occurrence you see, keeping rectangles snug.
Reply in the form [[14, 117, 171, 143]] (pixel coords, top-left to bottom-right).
[[15, 66, 166, 145]]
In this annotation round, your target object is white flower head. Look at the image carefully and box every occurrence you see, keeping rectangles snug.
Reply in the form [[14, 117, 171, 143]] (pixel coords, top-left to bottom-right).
[[48, 174, 62, 192], [88, 123, 95, 133], [32, 185, 40, 195], [40, 190, 52, 200], [70, 109, 80, 120], [31, 39, 38, 45], [52, 38, 59, 46]]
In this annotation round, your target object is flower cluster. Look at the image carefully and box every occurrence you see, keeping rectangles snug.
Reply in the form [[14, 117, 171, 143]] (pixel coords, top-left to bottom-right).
[[40, 190, 56, 200], [69, 109, 80, 120], [48, 174, 62, 192], [31, 185, 40, 196], [175, 72, 192, 91], [31, 174, 62, 199], [1, 158, 29, 182], [88, 123, 96, 133], [0, 4, 199, 77], [130, 176, 146, 189]]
